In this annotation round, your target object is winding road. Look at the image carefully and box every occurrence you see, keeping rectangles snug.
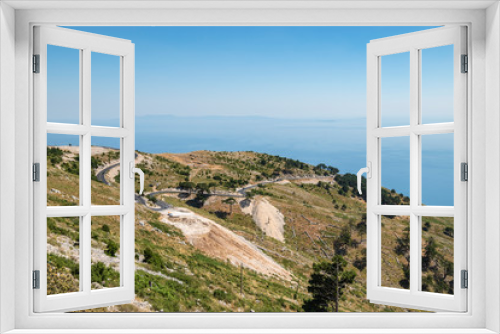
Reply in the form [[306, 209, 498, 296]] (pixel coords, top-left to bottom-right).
[[96, 153, 138, 186], [95, 152, 335, 212], [94, 152, 172, 211], [135, 194, 172, 212]]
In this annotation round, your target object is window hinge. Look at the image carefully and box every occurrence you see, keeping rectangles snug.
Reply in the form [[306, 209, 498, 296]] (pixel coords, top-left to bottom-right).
[[461, 270, 468, 289], [461, 162, 468, 182], [33, 270, 40, 289], [33, 54, 40, 73], [33, 163, 40, 182], [461, 54, 468, 73]]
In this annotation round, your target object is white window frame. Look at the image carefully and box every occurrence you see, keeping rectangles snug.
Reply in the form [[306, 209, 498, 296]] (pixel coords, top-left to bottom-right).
[[33, 26, 136, 313], [366, 26, 468, 312], [1, 1, 499, 333]]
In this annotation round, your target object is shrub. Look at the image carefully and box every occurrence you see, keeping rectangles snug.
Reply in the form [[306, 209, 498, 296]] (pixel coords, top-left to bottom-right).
[[47, 253, 79, 279], [91, 262, 120, 287], [213, 289, 235, 303], [91, 156, 102, 169], [213, 289, 225, 300], [61, 161, 79, 175], [47, 147, 64, 165], [444, 226, 454, 237], [178, 181, 195, 190], [102, 224, 110, 233], [105, 239, 119, 257], [143, 247, 164, 271]]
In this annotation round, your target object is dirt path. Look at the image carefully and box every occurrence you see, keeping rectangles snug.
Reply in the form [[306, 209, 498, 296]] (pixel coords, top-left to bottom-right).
[[240, 197, 286, 242], [161, 209, 292, 281]]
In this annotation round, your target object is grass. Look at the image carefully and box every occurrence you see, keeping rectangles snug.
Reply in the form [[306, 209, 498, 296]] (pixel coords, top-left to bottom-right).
[[45, 148, 453, 313]]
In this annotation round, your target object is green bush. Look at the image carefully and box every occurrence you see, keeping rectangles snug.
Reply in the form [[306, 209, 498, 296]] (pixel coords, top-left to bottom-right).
[[91, 262, 120, 287], [105, 239, 119, 257], [47, 147, 64, 165], [61, 161, 79, 175], [213, 289, 234, 303], [143, 247, 164, 270], [213, 289, 226, 300], [102, 224, 110, 233], [91, 156, 102, 169], [444, 226, 454, 237], [47, 253, 79, 279]]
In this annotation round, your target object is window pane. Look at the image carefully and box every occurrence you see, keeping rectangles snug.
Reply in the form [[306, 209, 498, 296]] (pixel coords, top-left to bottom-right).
[[421, 45, 454, 124], [381, 215, 410, 290], [91, 215, 121, 290], [381, 52, 410, 127], [421, 216, 454, 295], [91, 137, 121, 206], [47, 134, 80, 206], [381, 137, 410, 205], [47, 45, 80, 124], [91, 52, 121, 127], [47, 217, 80, 295], [421, 133, 454, 206]]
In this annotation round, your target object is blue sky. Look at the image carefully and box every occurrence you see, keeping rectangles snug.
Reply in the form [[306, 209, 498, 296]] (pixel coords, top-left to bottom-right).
[[51, 26, 452, 121], [47, 26, 455, 205]]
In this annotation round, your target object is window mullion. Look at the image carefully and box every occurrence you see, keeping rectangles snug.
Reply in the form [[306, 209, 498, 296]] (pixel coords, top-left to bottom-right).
[[81, 48, 92, 294], [409, 47, 420, 294]]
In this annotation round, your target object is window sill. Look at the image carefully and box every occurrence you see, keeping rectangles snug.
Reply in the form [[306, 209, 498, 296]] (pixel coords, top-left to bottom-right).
[[4, 330, 498, 334]]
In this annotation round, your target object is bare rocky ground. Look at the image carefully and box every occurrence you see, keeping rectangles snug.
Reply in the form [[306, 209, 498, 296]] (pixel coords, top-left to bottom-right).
[[161, 208, 292, 281], [240, 197, 286, 242]]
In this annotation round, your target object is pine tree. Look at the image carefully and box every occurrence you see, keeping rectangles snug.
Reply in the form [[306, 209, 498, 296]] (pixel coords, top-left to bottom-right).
[[395, 226, 410, 289], [303, 255, 356, 312]]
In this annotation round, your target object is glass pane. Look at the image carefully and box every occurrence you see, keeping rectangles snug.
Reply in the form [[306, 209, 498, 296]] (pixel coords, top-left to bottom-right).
[[381, 137, 410, 205], [47, 134, 80, 206], [421, 45, 454, 124], [91, 52, 121, 127], [91, 215, 121, 290], [47, 217, 80, 295], [421, 216, 454, 295], [91, 137, 121, 206], [381, 215, 410, 290], [47, 45, 80, 124], [421, 133, 454, 206], [381, 52, 410, 127]]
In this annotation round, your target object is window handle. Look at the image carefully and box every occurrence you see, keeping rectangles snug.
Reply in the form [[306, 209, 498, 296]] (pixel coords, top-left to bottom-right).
[[130, 162, 144, 195], [357, 162, 371, 195]]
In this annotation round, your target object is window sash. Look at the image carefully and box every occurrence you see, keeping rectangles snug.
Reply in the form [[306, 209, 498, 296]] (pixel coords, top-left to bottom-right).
[[33, 25, 136, 313], [366, 26, 468, 312]]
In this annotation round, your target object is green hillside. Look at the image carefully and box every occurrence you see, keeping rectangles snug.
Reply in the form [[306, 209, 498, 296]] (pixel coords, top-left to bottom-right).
[[46, 147, 454, 312]]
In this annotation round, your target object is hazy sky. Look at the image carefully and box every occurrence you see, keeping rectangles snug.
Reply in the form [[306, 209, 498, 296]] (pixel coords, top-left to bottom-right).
[[49, 26, 452, 123]]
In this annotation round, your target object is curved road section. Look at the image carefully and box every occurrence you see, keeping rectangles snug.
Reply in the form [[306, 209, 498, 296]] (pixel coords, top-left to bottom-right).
[[94, 153, 171, 210], [96, 153, 138, 186], [97, 153, 333, 213]]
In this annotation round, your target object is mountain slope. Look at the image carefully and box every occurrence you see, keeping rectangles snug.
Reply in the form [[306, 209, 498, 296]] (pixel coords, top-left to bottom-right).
[[46, 147, 454, 312]]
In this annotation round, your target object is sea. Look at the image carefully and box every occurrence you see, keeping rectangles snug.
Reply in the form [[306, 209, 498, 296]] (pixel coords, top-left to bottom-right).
[[48, 115, 454, 206]]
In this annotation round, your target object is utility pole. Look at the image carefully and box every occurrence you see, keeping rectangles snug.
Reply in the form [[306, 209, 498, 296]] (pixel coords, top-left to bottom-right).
[[335, 259, 339, 312]]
